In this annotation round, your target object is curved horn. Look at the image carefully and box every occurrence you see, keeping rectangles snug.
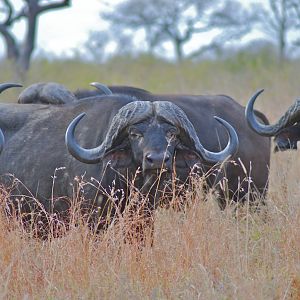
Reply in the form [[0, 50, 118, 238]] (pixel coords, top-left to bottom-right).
[[206, 116, 239, 162], [0, 83, 22, 94], [65, 113, 106, 163], [154, 101, 239, 163], [90, 82, 113, 95], [0, 128, 4, 154], [246, 89, 300, 136], [65, 101, 153, 164]]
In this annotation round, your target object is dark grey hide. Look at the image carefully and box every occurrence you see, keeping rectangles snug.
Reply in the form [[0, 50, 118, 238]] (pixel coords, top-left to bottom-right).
[[17, 82, 270, 208], [150, 93, 270, 205], [18, 82, 151, 105], [0, 91, 238, 234], [71, 85, 271, 205], [18, 82, 76, 105], [273, 124, 300, 152], [74, 84, 151, 100], [0, 96, 129, 211], [66, 100, 238, 211]]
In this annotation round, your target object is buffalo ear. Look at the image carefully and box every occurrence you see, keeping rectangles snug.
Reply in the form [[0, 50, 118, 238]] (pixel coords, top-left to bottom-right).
[[174, 148, 200, 169], [104, 148, 134, 169], [174, 149, 209, 181]]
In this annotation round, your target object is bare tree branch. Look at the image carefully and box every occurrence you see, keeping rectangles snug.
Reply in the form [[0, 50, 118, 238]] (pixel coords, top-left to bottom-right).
[[0, 24, 19, 59], [100, 0, 222, 61], [0, 0, 72, 77], [291, 0, 300, 27], [255, 0, 298, 61], [37, 0, 70, 14], [7, 8, 27, 25]]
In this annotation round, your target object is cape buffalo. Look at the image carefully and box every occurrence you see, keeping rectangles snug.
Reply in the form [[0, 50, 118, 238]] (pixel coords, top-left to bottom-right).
[[0, 82, 241, 235], [18, 83, 271, 204], [246, 89, 300, 152]]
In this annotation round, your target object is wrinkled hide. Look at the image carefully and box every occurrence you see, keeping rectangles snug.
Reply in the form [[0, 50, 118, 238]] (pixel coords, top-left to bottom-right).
[[12, 83, 270, 207], [17, 84, 270, 205], [0, 84, 271, 237], [18, 82, 77, 105], [0, 95, 232, 230], [17, 82, 152, 105]]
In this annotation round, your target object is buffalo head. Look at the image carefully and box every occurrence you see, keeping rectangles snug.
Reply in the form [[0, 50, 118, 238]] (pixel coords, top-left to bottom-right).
[[18, 82, 77, 105], [273, 123, 300, 152], [246, 89, 300, 152], [17, 82, 113, 105], [65, 100, 238, 207]]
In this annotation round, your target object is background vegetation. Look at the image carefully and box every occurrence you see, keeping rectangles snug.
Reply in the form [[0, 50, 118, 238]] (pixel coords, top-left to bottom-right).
[[0, 53, 299, 299]]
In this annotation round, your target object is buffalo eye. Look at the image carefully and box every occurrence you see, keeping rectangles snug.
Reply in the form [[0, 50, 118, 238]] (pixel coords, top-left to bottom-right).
[[129, 128, 143, 139], [166, 127, 179, 142]]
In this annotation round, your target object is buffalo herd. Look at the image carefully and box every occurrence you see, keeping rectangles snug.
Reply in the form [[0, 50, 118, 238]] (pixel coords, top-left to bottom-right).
[[1, 79, 297, 236]]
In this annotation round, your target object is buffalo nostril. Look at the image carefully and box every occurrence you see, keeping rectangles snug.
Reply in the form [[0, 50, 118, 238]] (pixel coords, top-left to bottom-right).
[[146, 153, 154, 163], [145, 152, 171, 166]]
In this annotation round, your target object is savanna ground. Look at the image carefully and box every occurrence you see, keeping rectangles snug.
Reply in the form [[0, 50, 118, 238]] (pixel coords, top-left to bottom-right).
[[0, 52, 300, 299]]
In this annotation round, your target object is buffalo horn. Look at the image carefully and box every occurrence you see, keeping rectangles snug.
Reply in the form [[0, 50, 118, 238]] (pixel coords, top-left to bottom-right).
[[66, 101, 239, 164], [90, 82, 113, 95], [246, 89, 300, 136], [0, 83, 22, 93], [154, 101, 239, 163], [65, 101, 153, 164]]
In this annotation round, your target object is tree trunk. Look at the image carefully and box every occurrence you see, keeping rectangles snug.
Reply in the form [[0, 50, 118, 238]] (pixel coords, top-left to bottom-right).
[[4, 36, 19, 61], [0, 0, 70, 79], [174, 39, 183, 62], [278, 28, 286, 62], [17, 2, 39, 76], [278, 0, 287, 62]]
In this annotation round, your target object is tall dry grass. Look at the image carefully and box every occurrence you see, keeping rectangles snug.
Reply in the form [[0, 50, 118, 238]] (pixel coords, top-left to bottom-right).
[[0, 54, 299, 299], [0, 156, 300, 300]]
